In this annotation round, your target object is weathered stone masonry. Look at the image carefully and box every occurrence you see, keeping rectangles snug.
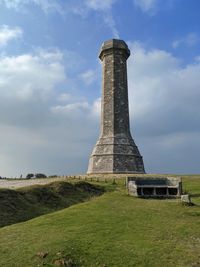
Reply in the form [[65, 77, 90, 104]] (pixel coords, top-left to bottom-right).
[[87, 39, 145, 174]]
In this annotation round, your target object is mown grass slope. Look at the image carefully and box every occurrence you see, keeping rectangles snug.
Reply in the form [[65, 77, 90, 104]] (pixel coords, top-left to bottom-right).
[[0, 176, 200, 267], [0, 181, 105, 227]]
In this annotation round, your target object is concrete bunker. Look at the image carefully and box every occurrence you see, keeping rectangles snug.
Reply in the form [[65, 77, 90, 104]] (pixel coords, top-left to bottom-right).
[[127, 177, 182, 198]]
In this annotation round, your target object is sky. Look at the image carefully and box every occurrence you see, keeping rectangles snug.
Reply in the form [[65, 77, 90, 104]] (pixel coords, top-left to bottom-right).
[[0, 0, 200, 177]]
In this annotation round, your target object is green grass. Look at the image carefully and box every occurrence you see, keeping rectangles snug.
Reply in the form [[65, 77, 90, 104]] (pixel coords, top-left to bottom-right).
[[0, 176, 200, 266], [0, 181, 105, 227]]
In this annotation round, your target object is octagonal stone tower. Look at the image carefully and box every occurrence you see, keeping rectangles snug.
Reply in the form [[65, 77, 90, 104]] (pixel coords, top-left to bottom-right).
[[87, 39, 145, 174]]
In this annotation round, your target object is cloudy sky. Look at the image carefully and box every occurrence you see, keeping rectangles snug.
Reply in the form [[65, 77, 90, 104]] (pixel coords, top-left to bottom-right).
[[0, 0, 199, 177]]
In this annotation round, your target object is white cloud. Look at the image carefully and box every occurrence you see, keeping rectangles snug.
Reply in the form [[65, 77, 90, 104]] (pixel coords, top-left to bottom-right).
[[128, 42, 200, 125], [126, 42, 200, 172], [51, 97, 100, 119], [133, 0, 175, 15], [51, 102, 90, 114], [0, 45, 100, 176], [1, 0, 116, 13], [0, 25, 22, 47], [71, 0, 119, 38], [0, 0, 63, 14], [195, 56, 200, 62], [85, 0, 116, 11], [92, 97, 101, 117], [133, 0, 159, 15], [0, 0, 119, 39], [127, 42, 178, 118], [33, 0, 63, 14], [103, 12, 119, 38], [80, 69, 96, 86], [172, 33, 200, 49], [57, 93, 71, 103], [0, 49, 65, 101], [0, 0, 24, 9], [85, 0, 119, 38]]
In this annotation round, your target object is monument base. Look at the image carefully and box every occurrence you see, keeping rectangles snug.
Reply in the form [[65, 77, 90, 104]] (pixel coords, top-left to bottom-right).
[[87, 136, 145, 174]]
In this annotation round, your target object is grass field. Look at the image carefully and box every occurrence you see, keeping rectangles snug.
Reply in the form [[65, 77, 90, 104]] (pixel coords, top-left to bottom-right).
[[0, 176, 200, 267]]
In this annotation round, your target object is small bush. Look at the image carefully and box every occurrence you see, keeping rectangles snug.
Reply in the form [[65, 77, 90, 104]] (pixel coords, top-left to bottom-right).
[[48, 175, 58, 178], [35, 173, 47, 178], [26, 173, 34, 179]]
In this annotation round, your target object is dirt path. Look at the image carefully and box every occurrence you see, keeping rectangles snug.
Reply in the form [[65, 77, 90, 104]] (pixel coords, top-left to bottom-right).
[[0, 177, 67, 189]]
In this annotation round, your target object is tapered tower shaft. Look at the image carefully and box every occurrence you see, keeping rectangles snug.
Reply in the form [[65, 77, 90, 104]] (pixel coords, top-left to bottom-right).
[[100, 40, 130, 137], [87, 39, 145, 174]]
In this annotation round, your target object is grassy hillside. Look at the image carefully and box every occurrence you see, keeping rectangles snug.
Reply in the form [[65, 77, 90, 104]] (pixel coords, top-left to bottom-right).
[[0, 176, 200, 267], [0, 181, 105, 227]]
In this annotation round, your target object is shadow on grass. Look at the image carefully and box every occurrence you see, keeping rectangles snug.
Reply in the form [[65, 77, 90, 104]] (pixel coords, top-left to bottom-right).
[[190, 193, 200, 198], [0, 181, 105, 228]]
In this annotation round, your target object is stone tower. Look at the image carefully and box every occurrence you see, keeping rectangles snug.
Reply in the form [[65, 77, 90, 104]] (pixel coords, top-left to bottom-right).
[[87, 39, 145, 174]]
